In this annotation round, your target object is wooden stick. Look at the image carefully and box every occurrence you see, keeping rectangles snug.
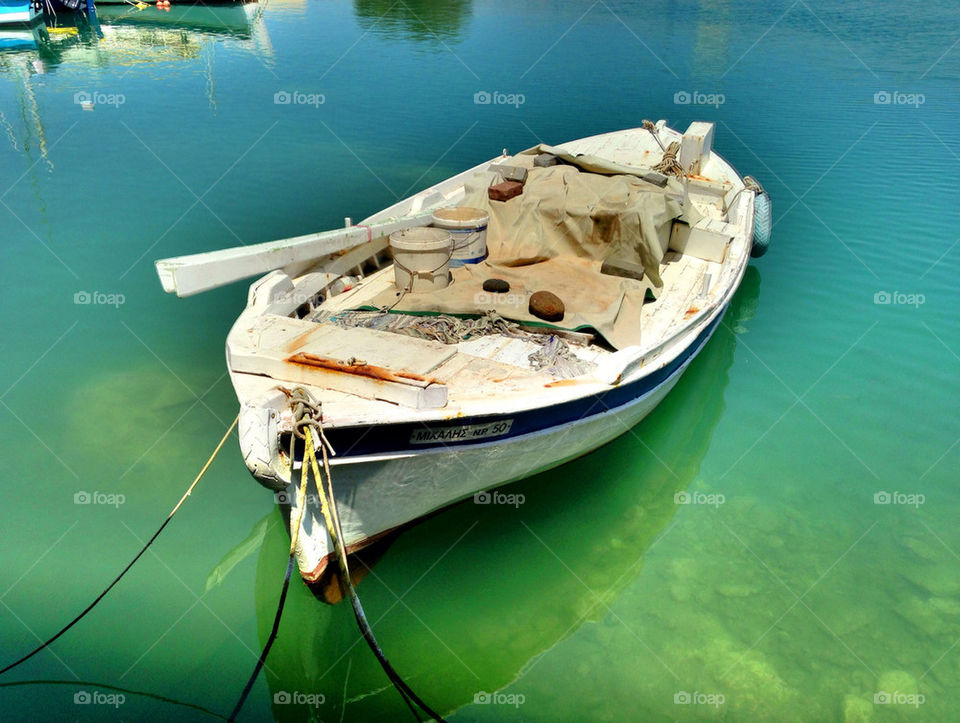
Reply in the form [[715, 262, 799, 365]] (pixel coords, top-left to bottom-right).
[[155, 211, 433, 298]]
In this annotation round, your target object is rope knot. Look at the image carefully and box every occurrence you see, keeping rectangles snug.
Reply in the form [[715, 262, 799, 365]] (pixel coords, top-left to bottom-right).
[[288, 387, 324, 440]]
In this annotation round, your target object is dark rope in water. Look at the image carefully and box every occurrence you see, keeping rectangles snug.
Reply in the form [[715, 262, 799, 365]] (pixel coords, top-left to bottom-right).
[[0, 518, 170, 677], [0, 417, 239, 678], [309, 426, 444, 722], [227, 554, 296, 721], [345, 582, 428, 722], [228, 394, 443, 722], [227, 418, 441, 722]]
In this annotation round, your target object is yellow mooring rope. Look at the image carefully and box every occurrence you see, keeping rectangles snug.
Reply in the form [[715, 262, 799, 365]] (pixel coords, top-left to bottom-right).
[[228, 424, 311, 721], [304, 426, 446, 723], [230, 415, 445, 722]]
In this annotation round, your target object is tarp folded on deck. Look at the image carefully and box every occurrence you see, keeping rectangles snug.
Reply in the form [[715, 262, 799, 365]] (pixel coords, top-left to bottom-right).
[[464, 153, 682, 288], [367, 256, 655, 350], [369, 155, 685, 349]]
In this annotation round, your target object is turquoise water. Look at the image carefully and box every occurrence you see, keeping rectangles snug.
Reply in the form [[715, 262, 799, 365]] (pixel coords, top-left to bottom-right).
[[1, 1, 959, 720]]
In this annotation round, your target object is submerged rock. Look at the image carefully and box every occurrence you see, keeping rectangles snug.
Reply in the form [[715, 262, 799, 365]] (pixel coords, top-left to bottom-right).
[[876, 669, 919, 697], [722, 651, 797, 714], [894, 596, 950, 636], [903, 536, 940, 562], [901, 564, 960, 597], [842, 694, 873, 723], [929, 597, 960, 616]]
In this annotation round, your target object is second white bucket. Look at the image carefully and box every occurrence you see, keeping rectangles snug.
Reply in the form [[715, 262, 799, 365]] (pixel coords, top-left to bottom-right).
[[431, 206, 489, 266], [389, 227, 453, 293]]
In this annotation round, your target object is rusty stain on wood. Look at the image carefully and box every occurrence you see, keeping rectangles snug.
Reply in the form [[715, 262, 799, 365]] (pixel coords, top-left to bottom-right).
[[285, 326, 322, 354], [286, 352, 437, 385], [544, 378, 592, 388]]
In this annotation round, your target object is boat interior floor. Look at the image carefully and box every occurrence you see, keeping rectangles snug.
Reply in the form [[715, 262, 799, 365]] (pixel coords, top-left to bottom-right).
[[309, 249, 715, 381]]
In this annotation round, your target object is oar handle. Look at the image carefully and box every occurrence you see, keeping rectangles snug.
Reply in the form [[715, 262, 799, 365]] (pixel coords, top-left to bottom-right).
[[155, 211, 434, 297]]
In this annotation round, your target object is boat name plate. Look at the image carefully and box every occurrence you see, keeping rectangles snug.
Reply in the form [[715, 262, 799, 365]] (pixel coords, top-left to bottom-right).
[[409, 420, 514, 444]]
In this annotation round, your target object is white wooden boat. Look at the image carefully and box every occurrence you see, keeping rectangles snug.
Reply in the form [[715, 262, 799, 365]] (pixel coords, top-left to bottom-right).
[[156, 120, 772, 599]]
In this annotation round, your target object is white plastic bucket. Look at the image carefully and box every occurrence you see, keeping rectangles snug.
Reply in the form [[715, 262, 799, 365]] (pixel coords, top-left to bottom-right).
[[389, 227, 453, 292], [431, 207, 489, 266]]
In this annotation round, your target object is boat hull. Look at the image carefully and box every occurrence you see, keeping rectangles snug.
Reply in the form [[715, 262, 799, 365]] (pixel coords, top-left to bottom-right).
[[286, 306, 727, 586], [0, 1, 39, 25]]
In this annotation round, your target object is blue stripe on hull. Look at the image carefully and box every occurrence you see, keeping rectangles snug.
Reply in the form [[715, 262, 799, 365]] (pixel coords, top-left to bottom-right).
[[323, 310, 726, 458]]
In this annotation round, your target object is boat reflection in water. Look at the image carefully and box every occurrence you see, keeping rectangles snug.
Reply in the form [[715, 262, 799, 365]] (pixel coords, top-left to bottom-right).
[[0, 23, 42, 55], [93, 1, 269, 39], [353, 0, 471, 41], [0, 1, 271, 75], [0, 20, 44, 65], [0, 23, 52, 179], [241, 266, 762, 720], [0, 3, 273, 177]]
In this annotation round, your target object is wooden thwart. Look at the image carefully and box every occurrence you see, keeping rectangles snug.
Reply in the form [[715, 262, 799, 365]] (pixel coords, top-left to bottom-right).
[[229, 314, 453, 409]]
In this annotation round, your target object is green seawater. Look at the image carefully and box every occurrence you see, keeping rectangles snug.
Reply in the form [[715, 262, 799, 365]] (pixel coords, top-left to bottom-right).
[[1, 1, 958, 720]]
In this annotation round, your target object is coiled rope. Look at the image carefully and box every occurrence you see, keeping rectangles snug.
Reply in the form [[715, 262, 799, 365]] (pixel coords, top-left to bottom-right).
[[642, 119, 686, 178], [229, 389, 445, 722], [0, 416, 239, 677], [652, 141, 685, 177]]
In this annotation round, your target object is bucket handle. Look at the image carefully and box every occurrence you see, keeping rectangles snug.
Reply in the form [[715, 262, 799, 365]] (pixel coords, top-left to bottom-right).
[[393, 245, 455, 293]]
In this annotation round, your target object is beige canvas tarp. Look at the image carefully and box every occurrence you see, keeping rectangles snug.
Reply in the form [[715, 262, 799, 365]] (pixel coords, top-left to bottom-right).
[[365, 156, 686, 349], [465, 153, 683, 288], [366, 256, 655, 350]]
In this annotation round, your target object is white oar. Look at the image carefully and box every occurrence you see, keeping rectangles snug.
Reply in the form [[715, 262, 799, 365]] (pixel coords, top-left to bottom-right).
[[155, 211, 433, 297]]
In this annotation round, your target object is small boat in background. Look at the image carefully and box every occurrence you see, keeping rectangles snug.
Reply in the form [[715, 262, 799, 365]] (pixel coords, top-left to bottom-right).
[[0, 0, 40, 26], [13, 0, 270, 73], [156, 120, 774, 601], [93, 0, 253, 3], [93, 0, 263, 35], [42, 0, 258, 20]]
